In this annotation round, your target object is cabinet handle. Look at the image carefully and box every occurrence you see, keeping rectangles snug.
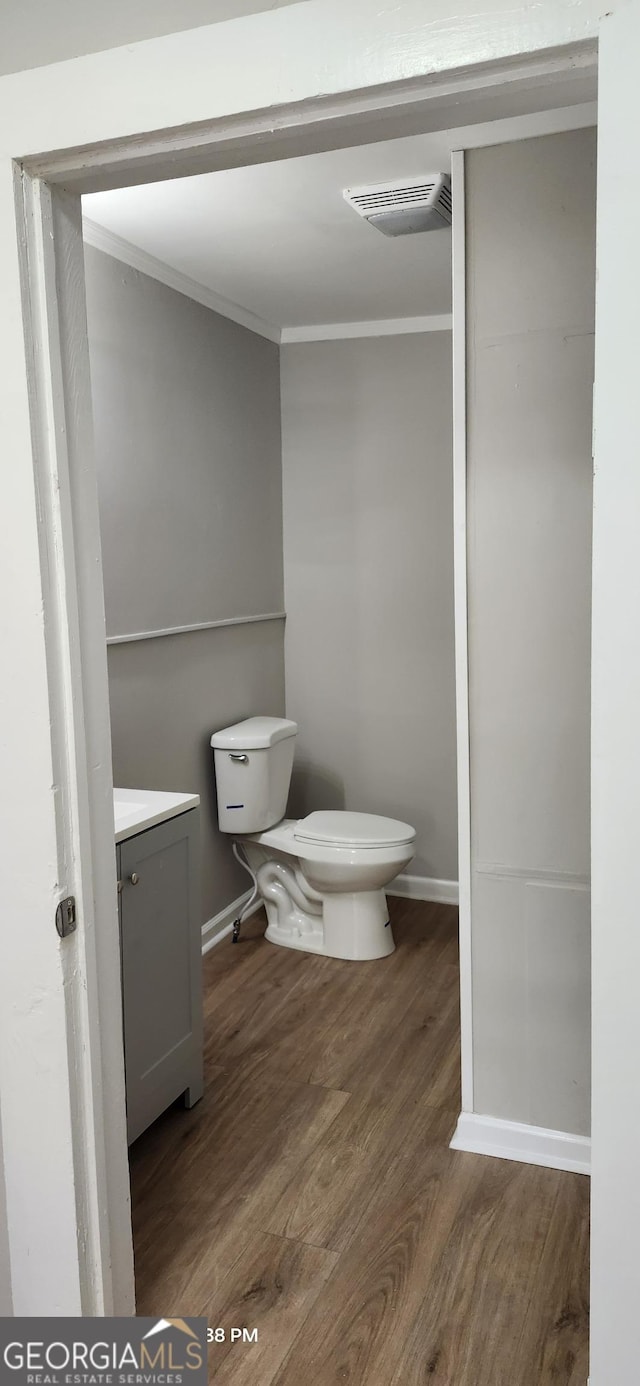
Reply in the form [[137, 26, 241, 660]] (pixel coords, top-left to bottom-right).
[[129, 872, 140, 885]]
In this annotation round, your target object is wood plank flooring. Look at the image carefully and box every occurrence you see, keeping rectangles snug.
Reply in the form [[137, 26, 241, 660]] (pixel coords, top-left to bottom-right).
[[130, 898, 590, 1385]]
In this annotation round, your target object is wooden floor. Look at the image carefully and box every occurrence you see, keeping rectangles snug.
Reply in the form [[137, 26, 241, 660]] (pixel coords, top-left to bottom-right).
[[130, 898, 589, 1385]]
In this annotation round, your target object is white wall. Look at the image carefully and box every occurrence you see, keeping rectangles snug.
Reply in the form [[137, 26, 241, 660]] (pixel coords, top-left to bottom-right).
[[84, 245, 285, 922], [466, 127, 596, 1134], [0, 0, 300, 75], [281, 332, 457, 882]]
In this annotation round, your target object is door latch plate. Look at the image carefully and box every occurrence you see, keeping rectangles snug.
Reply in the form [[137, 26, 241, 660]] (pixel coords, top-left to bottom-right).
[[56, 895, 77, 938]]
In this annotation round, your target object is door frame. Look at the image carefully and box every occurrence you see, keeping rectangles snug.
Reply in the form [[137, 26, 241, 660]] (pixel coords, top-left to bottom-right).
[[0, 0, 614, 1340]]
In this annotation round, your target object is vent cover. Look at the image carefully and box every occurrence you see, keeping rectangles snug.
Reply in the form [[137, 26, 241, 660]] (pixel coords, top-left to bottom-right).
[[343, 174, 452, 237]]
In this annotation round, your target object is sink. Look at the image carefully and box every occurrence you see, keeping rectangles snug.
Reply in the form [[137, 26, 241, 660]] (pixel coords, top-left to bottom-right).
[[113, 787, 200, 842], [113, 796, 146, 834]]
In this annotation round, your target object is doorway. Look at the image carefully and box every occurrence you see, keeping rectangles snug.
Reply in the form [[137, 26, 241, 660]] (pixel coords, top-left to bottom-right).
[[70, 103, 594, 1382], [7, 10, 637, 1378]]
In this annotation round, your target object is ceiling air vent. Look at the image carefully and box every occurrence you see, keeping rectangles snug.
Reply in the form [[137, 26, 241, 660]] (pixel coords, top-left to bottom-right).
[[343, 174, 452, 237]]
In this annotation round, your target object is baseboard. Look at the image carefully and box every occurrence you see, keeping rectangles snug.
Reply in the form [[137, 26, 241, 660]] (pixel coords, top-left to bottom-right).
[[201, 891, 263, 955], [204, 875, 458, 949], [450, 1111, 591, 1176], [203, 875, 458, 950], [388, 873, 459, 906]]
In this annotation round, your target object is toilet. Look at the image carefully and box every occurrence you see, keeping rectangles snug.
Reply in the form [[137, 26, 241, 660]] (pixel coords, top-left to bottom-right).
[[211, 716, 415, 960]]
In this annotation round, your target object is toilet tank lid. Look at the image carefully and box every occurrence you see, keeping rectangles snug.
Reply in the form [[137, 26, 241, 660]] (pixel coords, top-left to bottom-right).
[[295, 810, 415, 849], [210, 716, 298, 750]]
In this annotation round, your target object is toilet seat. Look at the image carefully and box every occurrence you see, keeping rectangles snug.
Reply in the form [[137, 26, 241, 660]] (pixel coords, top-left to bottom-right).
[[294, 810, 415, 850]]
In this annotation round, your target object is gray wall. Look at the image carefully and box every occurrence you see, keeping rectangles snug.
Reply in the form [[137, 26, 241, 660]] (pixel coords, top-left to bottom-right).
[[108, 623, 285, 917], [85, 246, 285, 922], [281, 333, 457, 881], [86, 246, 283, 637], [466, 128, 596, 1134]]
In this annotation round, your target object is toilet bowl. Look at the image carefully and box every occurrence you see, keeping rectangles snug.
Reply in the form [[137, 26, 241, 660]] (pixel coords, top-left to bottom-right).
[[211, 717, 416, 961]]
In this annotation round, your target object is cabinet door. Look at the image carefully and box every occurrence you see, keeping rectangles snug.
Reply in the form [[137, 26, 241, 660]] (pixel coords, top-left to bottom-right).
[[119, 810, 203, 1143]]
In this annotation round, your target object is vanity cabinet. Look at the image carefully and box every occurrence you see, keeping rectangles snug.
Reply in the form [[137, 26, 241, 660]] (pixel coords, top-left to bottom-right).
[[117, 807, 203, 1144]]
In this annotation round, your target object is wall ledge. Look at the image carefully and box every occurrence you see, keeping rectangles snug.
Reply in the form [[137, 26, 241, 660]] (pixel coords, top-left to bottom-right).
[[107, 611, 286, 645], [451, 1111, 591, 1176]]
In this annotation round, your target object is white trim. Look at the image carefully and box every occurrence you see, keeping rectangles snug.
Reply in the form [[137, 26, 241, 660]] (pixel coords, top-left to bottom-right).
[[280, 315, 453, 344], [451, 149, 474, 1114], [27, 33, 598, 192], [82, 229, 455, 348], [450, 101, 596, 153], [389, 874, 459, 906], [5, 175, 134, 1314], [201, 892, 263, 955], [82, 217, 281, 344], [450, 1112, 591, 1176], [106, 611, 286, 646]]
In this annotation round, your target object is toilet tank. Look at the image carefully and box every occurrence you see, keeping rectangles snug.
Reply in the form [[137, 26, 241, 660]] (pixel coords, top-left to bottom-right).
[[210, 716, 297, 834]]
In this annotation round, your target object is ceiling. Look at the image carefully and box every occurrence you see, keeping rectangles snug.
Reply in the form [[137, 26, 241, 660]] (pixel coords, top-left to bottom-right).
[[83, 105, 596, 334], [83, 129, 459, 331]]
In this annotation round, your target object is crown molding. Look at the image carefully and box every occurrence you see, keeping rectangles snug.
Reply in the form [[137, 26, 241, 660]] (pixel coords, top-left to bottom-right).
[[82, 217, 281, 343], [83, 219, 453, 344], [280, 314, 452, 343]]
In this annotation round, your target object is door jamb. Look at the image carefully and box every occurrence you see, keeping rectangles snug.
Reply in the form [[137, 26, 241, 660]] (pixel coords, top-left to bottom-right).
[[450, 148, 473, 1112]]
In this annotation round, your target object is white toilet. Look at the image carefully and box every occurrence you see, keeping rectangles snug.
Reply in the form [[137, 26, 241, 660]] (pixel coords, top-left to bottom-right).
[[210, 716, 415, 960]]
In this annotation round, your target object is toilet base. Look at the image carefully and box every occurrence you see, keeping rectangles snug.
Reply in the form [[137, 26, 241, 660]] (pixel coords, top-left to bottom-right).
[[264, 918, 327, 955], [265, 888, 394, 962], [324, 888, 395, 960]]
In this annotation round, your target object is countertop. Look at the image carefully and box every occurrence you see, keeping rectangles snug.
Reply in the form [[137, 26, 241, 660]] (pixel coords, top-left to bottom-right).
[[114, 787, 200, 843]]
